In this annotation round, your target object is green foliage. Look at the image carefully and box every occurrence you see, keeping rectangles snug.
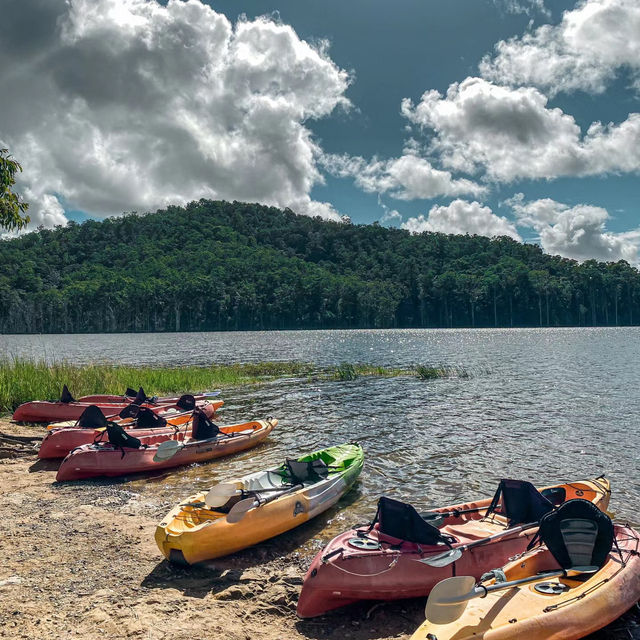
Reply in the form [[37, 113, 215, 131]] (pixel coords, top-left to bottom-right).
[[0, 199, 639, 332], [333, 363, 359, 381], [0, 149, 30, 231], [415, 365, 469, 379]]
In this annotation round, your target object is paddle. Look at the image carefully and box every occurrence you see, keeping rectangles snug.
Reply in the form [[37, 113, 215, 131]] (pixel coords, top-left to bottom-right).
[[226, 497, 259, 523], [425, 567, 599, 624], [153, 439, 183, 462], [224, 483, 305, 523], [152, 427, 255, 462], [420, 521, 538, 567], [205, 482, 297, 508]]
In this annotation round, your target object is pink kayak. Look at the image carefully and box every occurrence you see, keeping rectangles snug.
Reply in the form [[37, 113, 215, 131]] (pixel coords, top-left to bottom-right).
[[296, 477, 611, 618], [56, 418, 277, 481], [38, 401, 224, 459]]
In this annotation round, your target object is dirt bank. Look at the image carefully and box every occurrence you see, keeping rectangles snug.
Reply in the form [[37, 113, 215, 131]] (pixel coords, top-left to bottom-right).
[[0, 420, 637, 640]]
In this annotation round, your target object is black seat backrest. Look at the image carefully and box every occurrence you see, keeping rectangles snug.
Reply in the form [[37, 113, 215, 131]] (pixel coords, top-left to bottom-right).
[[119, 403, 140, 419], [285, 458, 329, 484], [77, 405, 107, 429], [374, 496, 447, 545], [486, 479, 554, 525], [191, 408, 220, 440], [125, 387, 138, 398], [135, 407, 167, 429], [541, 486, 567, 506], [60, 385, 75, 403], [133, 387, 148, 405], [106, 422, 142, 449], [536, 499, 614, 570], [176, 394, 196, 411]]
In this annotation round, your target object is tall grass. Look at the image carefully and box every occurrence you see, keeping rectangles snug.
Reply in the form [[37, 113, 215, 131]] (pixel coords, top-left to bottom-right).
[[0, 358, 470, 414]]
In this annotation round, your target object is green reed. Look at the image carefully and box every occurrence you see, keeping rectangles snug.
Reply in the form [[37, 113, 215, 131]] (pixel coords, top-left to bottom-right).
[[0, 358, 469, 414]]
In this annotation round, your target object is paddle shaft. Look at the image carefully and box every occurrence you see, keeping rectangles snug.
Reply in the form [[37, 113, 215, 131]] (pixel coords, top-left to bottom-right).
[[440, 569, 568, 605], [423, 521, 538, 566], [459, 521, 538, 553]]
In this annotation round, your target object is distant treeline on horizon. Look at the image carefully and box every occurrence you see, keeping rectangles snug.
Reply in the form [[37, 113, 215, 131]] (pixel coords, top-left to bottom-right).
[[1, 200, 639, 334]]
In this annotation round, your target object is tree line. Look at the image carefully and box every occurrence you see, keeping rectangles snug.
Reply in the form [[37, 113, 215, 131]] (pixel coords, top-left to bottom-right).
[[1, 199, 639, 333]]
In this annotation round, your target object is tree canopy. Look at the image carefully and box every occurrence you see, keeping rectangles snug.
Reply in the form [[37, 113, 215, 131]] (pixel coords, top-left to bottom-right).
[[0, 149, 30, 231], [0, 199, 638, 333]]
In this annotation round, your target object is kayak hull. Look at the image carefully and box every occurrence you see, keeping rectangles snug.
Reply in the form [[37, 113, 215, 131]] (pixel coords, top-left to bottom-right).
[[14, 400, 174, 423], [38, 402, 223, 459], [410, 523, 640, 640], [155, 443, 365, 563], [55, 418, 276, 481], [296, 478, 611, 618]]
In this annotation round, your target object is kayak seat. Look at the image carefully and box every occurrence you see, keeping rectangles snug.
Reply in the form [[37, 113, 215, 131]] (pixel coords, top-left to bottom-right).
[[176, 394, 196, 411], [285, 458, 329, 485], [541, 486, 567, 506], [135, 407, 167, 429], [191, 408, 220, 440], [119, 403, 140, 419], [77, 405, 108, 429], [530, 499, 614, 573], [485, 479, 554, 526], [373, 497, 456, 546], [60, 384, 75, 403]]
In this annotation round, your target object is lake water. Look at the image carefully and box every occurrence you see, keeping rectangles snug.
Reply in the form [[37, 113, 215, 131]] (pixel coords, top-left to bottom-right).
[[7, 328, 640, 636]]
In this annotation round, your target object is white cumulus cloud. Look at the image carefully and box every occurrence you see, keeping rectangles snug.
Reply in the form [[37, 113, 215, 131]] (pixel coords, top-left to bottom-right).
[[321, 152, 486, 200], [0, 0, 352, 228], [481, 0, 640, 95], [507, 194, 639, 262], [401, 77, 640, 182], [402, 199, 521, 240]]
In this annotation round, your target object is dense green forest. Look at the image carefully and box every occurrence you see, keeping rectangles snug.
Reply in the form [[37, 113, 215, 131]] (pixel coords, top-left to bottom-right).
[[1, 200, 639, 333]]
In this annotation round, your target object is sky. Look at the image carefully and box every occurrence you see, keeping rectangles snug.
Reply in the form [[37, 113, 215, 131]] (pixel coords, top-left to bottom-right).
[[1, 0, 639, 262]]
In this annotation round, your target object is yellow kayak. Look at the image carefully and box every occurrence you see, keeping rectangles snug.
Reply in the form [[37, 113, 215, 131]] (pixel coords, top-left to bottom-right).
[[155, 442, 364, 564]]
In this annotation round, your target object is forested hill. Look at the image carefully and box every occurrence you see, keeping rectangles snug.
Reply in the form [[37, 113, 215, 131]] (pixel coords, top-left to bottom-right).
[[1, 200, 639, 333]]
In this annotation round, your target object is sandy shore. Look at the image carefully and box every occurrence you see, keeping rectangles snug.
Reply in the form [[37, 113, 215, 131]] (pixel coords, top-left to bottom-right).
[[1, 420, 637, 640], [0, 420, 426, 640]]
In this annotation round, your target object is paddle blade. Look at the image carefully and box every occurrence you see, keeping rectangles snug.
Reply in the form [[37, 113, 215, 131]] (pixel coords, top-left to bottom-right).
[[226, 498, 258, 523], [421, 547, 462, 567], [153, 439, 182, 462], [202, 391, 221, 397], [426, 576, 476, 624], [205, 484, 241, 508]]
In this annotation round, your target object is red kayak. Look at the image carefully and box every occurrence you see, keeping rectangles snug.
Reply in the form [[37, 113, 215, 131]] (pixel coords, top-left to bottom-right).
[[56, 417, 277, 481], [14, 386, 220, 422], [296, 477, 611, 618], [38, 401, 224, 459]]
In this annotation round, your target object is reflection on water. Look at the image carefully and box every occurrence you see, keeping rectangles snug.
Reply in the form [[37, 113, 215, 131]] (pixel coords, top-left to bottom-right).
[[7, 327, 640, 636]]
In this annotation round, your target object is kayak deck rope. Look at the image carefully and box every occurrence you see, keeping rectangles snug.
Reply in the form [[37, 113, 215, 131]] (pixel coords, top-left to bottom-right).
[[327, 553, 400, 577]]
